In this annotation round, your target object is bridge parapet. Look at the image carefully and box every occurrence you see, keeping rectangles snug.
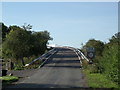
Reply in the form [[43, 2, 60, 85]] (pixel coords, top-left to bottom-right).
[[25, 48, 57, 67]]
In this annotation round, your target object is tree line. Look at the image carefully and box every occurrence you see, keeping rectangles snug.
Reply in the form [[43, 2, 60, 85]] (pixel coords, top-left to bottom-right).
[[81, 32, 119, 84], [0, 23, 52, 66]]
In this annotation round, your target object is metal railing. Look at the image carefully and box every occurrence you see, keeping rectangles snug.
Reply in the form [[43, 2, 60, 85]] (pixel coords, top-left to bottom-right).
[[25, 48, 57, 67], [75, 49, 89, 62], [67, 47, 83, 66], [65, 47, 89, 62]]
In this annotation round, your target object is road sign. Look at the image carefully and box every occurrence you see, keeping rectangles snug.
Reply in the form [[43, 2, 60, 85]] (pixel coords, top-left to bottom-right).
[[87, 52, 94, 59], [88, 52, 94, 58], [86, 47, 95, 59], [87, 47, 95, 52]]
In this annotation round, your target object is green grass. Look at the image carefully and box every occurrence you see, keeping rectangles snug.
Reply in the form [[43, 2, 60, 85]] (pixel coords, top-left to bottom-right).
[[83, 69, 118, 89], [0, 76, 19, 85]]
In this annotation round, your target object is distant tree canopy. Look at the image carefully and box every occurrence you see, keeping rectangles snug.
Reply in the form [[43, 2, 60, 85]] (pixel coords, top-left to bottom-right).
[[21, 23, 32, 31], [1, 23, 53, 65], [82, 39, 104, 56]]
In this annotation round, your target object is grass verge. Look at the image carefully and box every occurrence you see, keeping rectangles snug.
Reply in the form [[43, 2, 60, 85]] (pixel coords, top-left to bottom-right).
[[83, 69, 118, 89], [0, 76, 19, 85]]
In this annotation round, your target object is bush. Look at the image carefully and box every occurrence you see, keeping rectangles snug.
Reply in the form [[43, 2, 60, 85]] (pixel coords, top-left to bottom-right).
[[25, 60, 42, 69], [23, 55, 38, 64], [13, 64, 24, 70], [12, 55, 41, 70], [100, 44, 118, 83], [81, 32, 119, 88]]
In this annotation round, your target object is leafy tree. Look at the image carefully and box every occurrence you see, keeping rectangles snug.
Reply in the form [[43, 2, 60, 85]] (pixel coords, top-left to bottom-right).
[[83, 39, 104, 56], [0, 23, 9, 41], [21, 23, 32, 31], [99, 32, 119, 82], [2, 23, 53, 67], [3, 26, 31, 65], [100, 43, 118, 82], [31, 31, 53, 55]]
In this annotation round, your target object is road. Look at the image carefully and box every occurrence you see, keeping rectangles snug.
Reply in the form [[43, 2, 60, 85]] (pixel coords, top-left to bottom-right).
[[5, 47, 88, 88]]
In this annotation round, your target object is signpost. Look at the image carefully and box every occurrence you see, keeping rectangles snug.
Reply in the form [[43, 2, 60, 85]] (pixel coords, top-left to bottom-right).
[[88, 52, 94, 58], [86, 47, 95, 64]]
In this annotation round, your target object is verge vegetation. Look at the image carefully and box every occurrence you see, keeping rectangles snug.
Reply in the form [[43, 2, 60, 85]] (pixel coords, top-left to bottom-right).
[[81, 32, 119, 89], [0, 76, 19, 86]]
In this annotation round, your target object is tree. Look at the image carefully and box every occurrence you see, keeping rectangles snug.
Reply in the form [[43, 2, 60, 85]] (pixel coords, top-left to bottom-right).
[[3, 26, 31, 65], [83, 39, 104, 56], [21, 23, 32, 31], [100, 43, 118, 82], [31, 30, 53, 55], [0, 23, 9, 41], [2, 23, 53, 67], [99, 32, 119, 82]]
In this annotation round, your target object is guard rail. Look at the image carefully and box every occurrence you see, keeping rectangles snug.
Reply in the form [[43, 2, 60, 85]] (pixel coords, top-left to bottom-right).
[[25, 48, 57, 67]]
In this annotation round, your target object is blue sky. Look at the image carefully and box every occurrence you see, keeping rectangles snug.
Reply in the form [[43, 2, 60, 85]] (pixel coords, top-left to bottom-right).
[[2, 2, 118, 48]]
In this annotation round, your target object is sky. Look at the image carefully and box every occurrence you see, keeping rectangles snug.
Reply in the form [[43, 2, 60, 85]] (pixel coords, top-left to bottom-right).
[[2, 2, 118, 48]]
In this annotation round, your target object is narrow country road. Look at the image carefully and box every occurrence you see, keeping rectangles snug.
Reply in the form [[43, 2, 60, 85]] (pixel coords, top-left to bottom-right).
[[5, 47, 88, 88]]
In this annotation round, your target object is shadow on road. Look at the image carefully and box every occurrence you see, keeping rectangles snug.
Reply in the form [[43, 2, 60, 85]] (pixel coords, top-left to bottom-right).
[[44, 48, 82, 69], [45, 65, 82, 69], [3, 83, 88, 89], [52, 53, 77, 58], [46, 59, 80, 64]]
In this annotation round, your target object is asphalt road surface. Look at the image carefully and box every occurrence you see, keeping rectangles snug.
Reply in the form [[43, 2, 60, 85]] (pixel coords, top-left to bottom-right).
[[5, 47, 88, 88]]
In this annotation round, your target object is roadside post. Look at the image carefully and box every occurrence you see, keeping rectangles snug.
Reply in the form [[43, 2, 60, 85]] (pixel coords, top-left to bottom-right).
[[86, 47, 95, 64]]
